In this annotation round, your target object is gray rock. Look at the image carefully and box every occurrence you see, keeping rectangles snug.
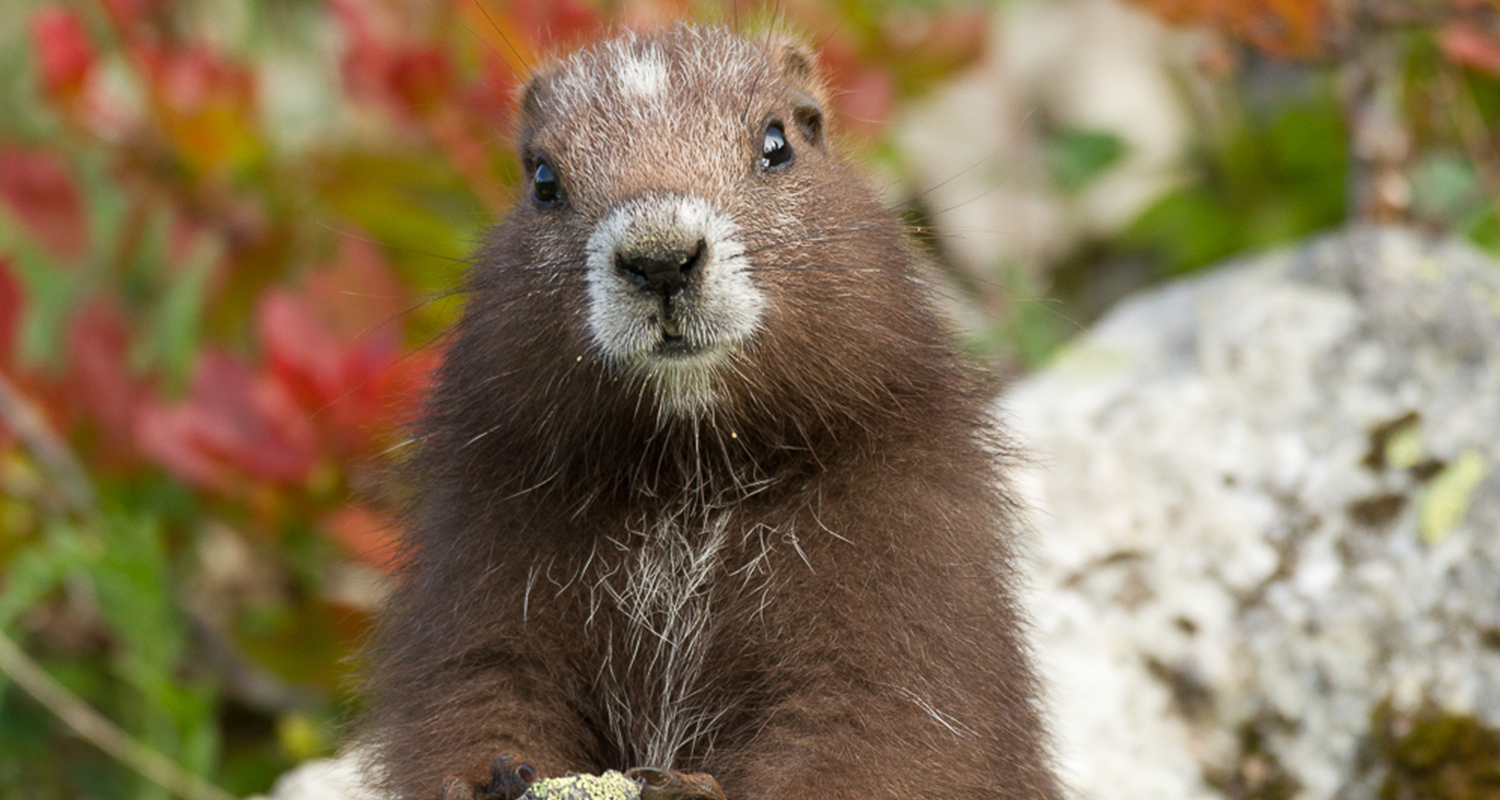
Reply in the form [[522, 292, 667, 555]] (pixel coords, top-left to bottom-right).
[[1007, 226, 1500, 800], [249, 753, 384, 800], [251, 757, 640, 800]]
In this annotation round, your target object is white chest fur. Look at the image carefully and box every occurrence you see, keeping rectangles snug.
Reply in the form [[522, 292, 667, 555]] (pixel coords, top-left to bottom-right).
[[590, 508, 733, 768]]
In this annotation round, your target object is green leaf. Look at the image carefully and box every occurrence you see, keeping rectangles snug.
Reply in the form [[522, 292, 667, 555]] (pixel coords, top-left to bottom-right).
[[1121, 89, 1348, 276], [8, 245, 84, 370], [1409, 153, 1482, 222], [90, 515, 182, 673], [0, 523, 91, 631], [1047, 127, 1128, 194], [86, 511, 223, 791], [134, 228, 219, 387]]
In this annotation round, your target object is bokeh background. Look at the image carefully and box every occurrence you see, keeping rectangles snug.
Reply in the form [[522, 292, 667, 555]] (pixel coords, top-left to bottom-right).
[[1, 0, 1498, 798]]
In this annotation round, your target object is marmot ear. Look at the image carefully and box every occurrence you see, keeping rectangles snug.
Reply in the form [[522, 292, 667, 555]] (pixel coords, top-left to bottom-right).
[[516, 57, 568, 130], [769, 38, 829, 148], [772, 39, 818, 84], [517, 75, 545, 124]]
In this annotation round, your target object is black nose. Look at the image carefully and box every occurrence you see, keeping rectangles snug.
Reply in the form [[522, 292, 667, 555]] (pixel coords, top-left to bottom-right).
[[615, 236, 705, 296]]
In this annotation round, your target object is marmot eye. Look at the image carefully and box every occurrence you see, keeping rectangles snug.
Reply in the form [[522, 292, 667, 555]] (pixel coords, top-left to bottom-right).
[[533, 161, 562, 206], [760, 123, 792, 170]]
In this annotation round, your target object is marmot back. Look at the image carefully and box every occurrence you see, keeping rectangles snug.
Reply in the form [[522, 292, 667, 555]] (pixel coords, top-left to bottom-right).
[[361, 25, 1062, 800]]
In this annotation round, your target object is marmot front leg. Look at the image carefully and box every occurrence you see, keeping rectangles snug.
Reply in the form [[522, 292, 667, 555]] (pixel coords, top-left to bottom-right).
[[437, 754, 539, 800], [371, 650, 592, 800]]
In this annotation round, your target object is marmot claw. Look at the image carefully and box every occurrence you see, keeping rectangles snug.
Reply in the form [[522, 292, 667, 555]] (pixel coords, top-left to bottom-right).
[[624, 767, 727, 800], [483, 754, 539, 800]]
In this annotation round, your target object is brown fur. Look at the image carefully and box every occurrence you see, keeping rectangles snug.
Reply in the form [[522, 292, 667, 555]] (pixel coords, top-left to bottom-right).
[[361, 25, 1062, 800]]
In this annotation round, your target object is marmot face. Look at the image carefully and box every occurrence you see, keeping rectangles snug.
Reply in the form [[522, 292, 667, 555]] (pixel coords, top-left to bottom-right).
[[509, 29, 844, 418], [582, 193, 763, 415]]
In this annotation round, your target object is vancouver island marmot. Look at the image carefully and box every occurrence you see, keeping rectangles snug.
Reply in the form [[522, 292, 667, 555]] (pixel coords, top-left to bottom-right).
[[361, 25, 1062, 800]]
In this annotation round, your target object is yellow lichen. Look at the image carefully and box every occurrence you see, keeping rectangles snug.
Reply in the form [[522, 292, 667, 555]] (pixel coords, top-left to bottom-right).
[[1419, 451, 1488, 544], [1383, 425, 1426, 471], [526, 771, 640, 800]]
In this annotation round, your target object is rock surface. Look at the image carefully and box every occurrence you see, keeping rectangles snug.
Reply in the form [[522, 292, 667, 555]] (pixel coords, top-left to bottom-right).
[[249, 754, 383, 800], [1007, 226, 1500, 800], [251, 760, 641, 800]]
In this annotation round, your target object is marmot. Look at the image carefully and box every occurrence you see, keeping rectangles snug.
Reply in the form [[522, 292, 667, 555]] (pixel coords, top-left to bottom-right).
[[361, 25, 1062, 800]]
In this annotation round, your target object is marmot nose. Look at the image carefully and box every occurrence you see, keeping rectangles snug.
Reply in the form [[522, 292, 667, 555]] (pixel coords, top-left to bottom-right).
[[615, 236, 705, 297]]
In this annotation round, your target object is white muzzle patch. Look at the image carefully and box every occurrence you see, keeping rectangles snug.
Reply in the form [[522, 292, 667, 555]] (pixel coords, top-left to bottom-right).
[[584, 195, 764, 416]]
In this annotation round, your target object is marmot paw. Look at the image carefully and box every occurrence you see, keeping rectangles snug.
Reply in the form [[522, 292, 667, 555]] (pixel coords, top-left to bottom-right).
[[436, 754, 538, 800]]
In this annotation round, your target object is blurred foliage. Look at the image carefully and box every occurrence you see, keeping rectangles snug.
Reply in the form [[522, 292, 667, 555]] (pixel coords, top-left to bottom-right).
[[1019, 0, 1500, 368], [3, 0, 1500, 798], [1121, 86, 1350, 275], [1047, 128, 1130, 195], [0, 1, 993, 798], [1120, 0, 1500, 270]]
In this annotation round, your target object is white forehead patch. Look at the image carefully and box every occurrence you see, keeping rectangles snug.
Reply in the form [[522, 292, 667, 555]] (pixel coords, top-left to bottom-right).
[[616, 47, 669, 99]]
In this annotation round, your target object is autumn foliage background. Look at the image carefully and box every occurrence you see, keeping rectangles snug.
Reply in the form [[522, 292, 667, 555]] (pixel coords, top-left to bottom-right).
[[1, 0, 1499, 798]]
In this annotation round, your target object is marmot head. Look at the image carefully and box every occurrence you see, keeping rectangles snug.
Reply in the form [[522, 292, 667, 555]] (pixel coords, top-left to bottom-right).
[[448, 26, 966, 495], [498, 27, 898, 419]]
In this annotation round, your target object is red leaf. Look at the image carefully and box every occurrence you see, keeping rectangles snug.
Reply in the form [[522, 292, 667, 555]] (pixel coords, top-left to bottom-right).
[[330, 1, 460, 122], [509, 0, 601, 49], [141, 44, 256, 117], [136, 352, 318, 491], [61, 300, 147, 464], [461, 49, 520, 125], [387, 48, 455, 118], [30, 7, 95, 108], [1133, 0, 1327, 59], [257, 287, 433, 459], [306, 235, 408, 340], [0, 256, 21, 374], [321, 505, 403, 573], [1442, 20, 1500, 78], [0, 148, 89, 262], [258, 290, 348, 414], [256, 236, 431, 457], [817, 37, 895, 137], [352, 345, 437, 444], [837, 70, 895, 137], [329, 0, 387, 100]]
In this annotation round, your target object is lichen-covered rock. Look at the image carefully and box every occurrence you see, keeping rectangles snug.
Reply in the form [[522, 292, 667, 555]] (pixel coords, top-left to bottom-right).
[[253, 760, 641, 800], [1007, 226, 1500, 800], [520, 771, 639, 800]]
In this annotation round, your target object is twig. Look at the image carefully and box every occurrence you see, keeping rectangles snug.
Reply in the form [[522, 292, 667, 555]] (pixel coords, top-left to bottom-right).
[[0, 380, 238, 799], [0, 629, 238, 800], [1339, 12, 1412, 223], [0, 371, 96, 514]]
